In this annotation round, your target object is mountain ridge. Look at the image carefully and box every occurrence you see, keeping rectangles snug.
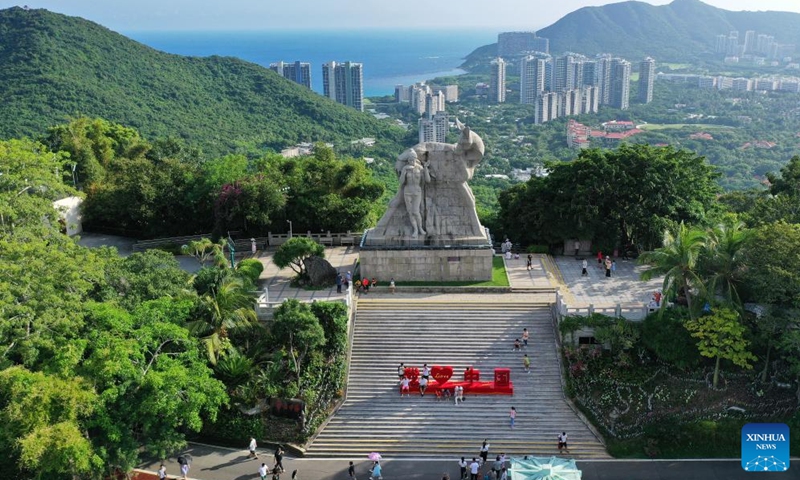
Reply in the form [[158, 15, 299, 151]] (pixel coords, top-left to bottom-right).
[[0, 7, 401, 155], [463, 0, 800, 66]]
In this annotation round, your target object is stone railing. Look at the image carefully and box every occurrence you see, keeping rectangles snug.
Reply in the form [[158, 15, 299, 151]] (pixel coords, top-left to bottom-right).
[[254, 285, 354, 320], [131, 230, 363, 252], [553, 291, 652, 322]]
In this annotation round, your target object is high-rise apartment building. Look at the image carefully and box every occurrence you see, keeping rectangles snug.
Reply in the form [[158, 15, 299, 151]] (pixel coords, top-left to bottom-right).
[[583, 86, 600, 114], [582, 61, 598, 87], [270, 61, 312, 89], [610, 59, 631, 110], [433, 85, 459, 103], [596, 55, 613, 105], [553, 55, 576, 93], [744, 30, 756, 53], [395, 84, 409, 103], [490, 57, 507, 103], [520, 56, 546, 104], [638, 57, 655, 104], [322, 61, 364, 111], [418, 111, 449, 143], [425, 91, 446, 118], [409, 83, 430, 115], [535, 92, 559, 124]]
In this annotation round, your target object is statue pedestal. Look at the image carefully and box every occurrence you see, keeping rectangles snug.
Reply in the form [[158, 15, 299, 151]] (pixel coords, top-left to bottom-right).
[[359, 229, 494, 282]]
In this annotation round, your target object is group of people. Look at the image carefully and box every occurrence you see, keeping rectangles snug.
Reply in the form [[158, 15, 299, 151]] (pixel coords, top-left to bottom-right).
[[397, 363, 467, 403], [335, 271, 397, 295], [247, 438, 295, 480], [596, 252, 616, 278], [511, 328, 531, 373]]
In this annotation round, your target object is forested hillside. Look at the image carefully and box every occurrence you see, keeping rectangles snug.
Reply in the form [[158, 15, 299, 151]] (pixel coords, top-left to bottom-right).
[[0, 7, 402, 156], [463, 0, 800, 66]]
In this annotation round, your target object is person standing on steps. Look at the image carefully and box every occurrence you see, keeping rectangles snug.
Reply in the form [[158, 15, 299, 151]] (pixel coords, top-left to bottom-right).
[[526, 254, 532, 271], [422, 363, 430, 380], [558, 432, 570, 453], [348, 461, 356, 480], [522, 328, 529, 348], [459, 457, 468, 480], [469, 458, 481, 480], [513, 338, 521, 351], [419, 375, 428, 396], [509, 407, 516, 429], [581, 259, 588, 276], [400, 376, 410, 397], [523, 354, 530, 373], [398, 363, 405, 380], [479, 440, 490, 465]]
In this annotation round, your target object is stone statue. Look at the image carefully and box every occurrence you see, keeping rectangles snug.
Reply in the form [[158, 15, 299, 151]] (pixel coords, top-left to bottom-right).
[[398, 149, 431, 238], [366, 121, 488, 246]]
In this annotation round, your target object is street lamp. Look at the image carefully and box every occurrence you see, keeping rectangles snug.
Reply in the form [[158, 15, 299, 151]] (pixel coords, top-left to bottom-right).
[[287, 220, 293, 239]]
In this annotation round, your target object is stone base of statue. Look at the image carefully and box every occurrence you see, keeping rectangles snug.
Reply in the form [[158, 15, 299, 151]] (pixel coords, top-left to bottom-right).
[[359, 228, 494, 282], [359, 122, 494, 282]]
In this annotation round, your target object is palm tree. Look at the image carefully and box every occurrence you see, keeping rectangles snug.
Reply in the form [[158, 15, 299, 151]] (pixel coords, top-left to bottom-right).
[[188, 275, 258, 364], [639, 222, 707, 316], [700, 219, 751, 311]]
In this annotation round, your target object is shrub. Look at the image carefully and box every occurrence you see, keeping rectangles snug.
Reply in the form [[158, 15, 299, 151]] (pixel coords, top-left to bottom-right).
[[237, 258, 264, 287], [641, 308, 701, 369], [526, 245, 549, 254]]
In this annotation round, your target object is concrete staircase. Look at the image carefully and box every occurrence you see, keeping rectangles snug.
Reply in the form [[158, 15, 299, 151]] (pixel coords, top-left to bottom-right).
[[305, 296, 608, 459]]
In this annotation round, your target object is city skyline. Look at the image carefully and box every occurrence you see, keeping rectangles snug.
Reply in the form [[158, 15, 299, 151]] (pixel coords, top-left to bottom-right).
[[1, 0, 799, 31]]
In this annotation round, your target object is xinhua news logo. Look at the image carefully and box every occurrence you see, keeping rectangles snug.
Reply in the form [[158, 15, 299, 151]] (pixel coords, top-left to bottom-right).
[[741, 423, 790, 472]]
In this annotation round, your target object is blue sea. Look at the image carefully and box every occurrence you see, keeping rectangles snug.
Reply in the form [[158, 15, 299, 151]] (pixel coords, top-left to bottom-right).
[[125, 30, 496, 97]]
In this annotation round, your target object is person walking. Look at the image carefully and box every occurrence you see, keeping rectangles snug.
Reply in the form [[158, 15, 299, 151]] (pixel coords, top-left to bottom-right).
[[574, 240, 580, 256], [492, 456, 503, 480], [500, 467, 508, 480], [459, 457, 468, 480], [526, 254, 532, 271], [469, 458, 481, 480], [522, 328, 529, 348], [180, 461, 190, 480], [274, 446, 285, 473], [389, 278, 396, 294], [345, 271, 352, 289], [248, 437, 259, 459], [596, 251, 603, 265], [260, 463, 269, 480], [557, 432, 570, 453], [157, 464, 167, 480], [523, 354, 530, 373], [581, 259, 588, 276], [398, 362, 405, 380], [604, 256, 612, 278], [369, 461, 383, 480], [611, 260, 617, 276], [479, 440, 490, 465], [336, 273, 343, 293], [348, 461, 356, 480], [251, 238, 258, 256], [509, 407, 516, 429]]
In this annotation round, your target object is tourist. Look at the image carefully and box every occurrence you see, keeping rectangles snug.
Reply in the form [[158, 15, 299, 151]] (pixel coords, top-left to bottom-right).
[[336, 273, 342, 293], [523, 354, 530, 373], [435, 389, 443, 401], [251, 238, 257, 256], [260, 463, 269, 480], [557, 432, 569, 453], [611, 260, 617, 275], [526, 254, 532, 271], [522, 328, 529, 348], [362, 277, 370, 293], [492, 455, 503, 479], [499, 453, 507, 466], [459, 457, 468, 480], [513, 338, 521, 351], [581, 259, 588, 276], [179, 461, 189, 480], [248, 437, 259, 459], [389, 278, 396, 294], [272, 465, 281, 480], [274, 446, 285, 473], [157, 464, 167, 480], [500, 467, 508, 480], [419, 375, 428, 396], [399, 376, 409, 396], [505, 249, 512, 260], [345, 271, 352, 288], [443, 473, 450, 480], [509, 407, 516, 429], [422, 363, 430, 379], [398, 362, 405, 380], [443, 388, 452, 401], [369, 461, 382, 480], [597, 251, 603, 265], [574, 240, 580, 257], [479, 440, 490, 465], [348, 461, 356, 480], [355, 279, 362, 293], [469, 458, 481, 480], [372, 277, 378, 291], [454, 385, 463, 405], [604, 256, 612, 278], [291, 470, 298, 480]]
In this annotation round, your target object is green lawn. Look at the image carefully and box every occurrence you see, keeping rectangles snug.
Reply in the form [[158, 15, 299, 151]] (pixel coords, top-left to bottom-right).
[[661, 63, 692, 70], [639, 123, 735, 131], [394, 256, 509, 287]]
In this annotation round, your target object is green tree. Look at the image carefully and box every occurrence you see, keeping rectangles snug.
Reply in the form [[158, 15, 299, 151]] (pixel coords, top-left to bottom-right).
[[741, 222, 800, 308], [639, 222, 707, 315], [777, 328, 800, 402], [685, 308, 757, 389], [273, 237, 325, 277], [699, 218, 750, 311], [188, 276, 258, 364], [182, 238, 228, 268], [271, 299, 325, 389], [766, 155, 800, 198]]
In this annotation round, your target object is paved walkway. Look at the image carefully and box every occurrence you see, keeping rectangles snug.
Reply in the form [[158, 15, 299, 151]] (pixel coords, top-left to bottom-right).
[[503, 254, 553, 290], [138, 443, 799, 480], [554, 255, 663, 307]]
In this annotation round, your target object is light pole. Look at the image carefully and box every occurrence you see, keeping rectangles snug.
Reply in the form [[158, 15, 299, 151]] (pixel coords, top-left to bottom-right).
[[287, 220, 293, 239]]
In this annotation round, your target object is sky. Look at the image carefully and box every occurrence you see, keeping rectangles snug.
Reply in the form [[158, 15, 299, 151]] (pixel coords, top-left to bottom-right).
[[3, 0, 800, 31]]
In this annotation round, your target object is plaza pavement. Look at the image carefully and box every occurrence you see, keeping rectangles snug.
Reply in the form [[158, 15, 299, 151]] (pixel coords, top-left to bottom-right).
[[139, 443, 799, 480]]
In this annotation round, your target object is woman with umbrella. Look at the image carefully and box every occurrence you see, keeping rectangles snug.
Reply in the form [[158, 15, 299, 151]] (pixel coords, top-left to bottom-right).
[[368, 453, 382, 480]]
